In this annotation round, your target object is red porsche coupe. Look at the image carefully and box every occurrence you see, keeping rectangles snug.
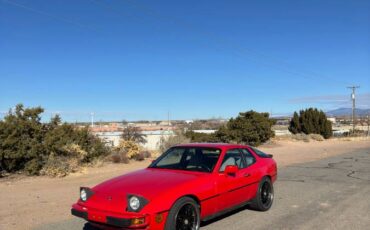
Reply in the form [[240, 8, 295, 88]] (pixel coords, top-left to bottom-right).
[[71, 143, 277, 230]]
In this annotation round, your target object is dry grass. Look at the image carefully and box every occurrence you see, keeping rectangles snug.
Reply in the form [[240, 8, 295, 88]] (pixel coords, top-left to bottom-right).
[[40, 144, 88, 177], [274, 133, 325, 142], [308, 134, 324, 141]]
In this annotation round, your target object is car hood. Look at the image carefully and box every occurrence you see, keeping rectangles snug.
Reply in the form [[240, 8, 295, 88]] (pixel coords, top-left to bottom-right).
[[92, 168, 206, 200]]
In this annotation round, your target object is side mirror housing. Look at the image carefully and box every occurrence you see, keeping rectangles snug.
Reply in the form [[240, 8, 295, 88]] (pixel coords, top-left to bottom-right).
[[224, 165, 238, 175]]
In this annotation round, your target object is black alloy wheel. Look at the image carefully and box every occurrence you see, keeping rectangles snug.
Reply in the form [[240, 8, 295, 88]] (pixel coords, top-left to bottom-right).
[[260, 180, 273, 208], [249, 176, 274, 211], [175, 204, 198, 230], [165, 197, 200, 230]]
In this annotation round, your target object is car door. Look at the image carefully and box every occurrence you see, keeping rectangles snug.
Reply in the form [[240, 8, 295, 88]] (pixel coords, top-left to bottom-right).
[[216, 149, 249, 211], [238, 148, 260, 201]]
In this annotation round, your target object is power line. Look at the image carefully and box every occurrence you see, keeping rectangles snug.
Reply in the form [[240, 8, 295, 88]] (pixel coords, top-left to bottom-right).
[[2, 0, 98, 32], [91, 112, 95, 127], [6, 0, 352, 87], [111, 0, 350, 86]]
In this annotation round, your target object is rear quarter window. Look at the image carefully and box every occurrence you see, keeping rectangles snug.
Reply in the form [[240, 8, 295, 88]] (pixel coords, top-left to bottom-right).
[[251, 147, 272, 158]]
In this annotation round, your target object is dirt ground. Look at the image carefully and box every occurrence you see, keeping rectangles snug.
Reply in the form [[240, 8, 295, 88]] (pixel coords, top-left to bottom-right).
[[0, 139, 369, 230]]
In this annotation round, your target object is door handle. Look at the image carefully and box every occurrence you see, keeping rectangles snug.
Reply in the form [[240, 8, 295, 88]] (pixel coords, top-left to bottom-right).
[[244, 173, 251, 177]]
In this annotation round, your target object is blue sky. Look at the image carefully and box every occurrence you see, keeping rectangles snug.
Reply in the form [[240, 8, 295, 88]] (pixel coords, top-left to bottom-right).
[[1, 0, 369, 121]]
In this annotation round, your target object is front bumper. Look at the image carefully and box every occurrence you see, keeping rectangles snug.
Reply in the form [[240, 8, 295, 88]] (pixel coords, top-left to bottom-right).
[[71, 203, 149, 229]]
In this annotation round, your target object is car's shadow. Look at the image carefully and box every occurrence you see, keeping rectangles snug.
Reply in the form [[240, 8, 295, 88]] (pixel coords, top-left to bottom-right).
[[200, 205, 254, 227], [83, 223, 101, 230], [82, 205, 254, 229]]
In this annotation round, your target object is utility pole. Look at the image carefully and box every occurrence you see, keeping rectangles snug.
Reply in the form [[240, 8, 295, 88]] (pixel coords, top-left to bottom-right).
[[167, 111, 170, 132], [347, 86, 360, 133], [367, 115, 369, 137], [91, 112, 94, 128]]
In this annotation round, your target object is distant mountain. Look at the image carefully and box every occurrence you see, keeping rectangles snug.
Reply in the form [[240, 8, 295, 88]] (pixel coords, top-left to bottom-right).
[[326, 108, 370, 117]]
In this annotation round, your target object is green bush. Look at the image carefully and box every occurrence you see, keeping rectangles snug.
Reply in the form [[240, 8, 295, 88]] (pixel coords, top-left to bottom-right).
[[289, 108, 332, 139], [216, 111, 275, 146], [185, 131, 219, 143], [0, 104, 109, 175]]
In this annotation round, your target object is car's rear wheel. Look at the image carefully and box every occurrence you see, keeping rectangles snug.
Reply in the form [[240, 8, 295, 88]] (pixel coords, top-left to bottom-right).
[[249, 176, 274, 211], [165, 197, 200, 230]]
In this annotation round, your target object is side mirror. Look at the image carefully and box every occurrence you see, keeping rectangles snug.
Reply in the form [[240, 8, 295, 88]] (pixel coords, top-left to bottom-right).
[[224, 165, 238, 175]]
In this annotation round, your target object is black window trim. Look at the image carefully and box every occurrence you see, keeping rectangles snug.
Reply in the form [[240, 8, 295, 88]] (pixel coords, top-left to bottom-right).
[[250, 147, 273, 158], [240, 148, 257, 168], [149, 146, 223, 173]]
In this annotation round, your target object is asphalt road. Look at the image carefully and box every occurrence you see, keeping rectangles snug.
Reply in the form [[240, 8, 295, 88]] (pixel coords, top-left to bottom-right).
[[35, 148, 370, 230]]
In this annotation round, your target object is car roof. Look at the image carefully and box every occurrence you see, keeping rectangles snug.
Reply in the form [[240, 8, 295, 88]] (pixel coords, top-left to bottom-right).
[[174, 142, 251, 149]]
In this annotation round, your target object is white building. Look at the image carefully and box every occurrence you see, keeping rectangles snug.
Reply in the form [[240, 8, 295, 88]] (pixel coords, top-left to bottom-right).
[[192, 130, 217, 134], [141, 130, 175, 150], [93, 130, 175, 150], [327, 117, 336, 124], [94, 131, 122, 147]]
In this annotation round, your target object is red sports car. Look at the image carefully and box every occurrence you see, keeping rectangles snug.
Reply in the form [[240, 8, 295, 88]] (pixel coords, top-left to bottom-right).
[[71, 143, 277, 230]]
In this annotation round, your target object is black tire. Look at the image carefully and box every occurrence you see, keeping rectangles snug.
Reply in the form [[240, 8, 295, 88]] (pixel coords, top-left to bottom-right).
[[165, 197, 200, 230], [249, 176, 274, 211]]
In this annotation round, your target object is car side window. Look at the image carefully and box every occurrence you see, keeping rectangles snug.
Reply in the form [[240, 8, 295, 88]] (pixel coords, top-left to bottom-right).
[[251, 147, 271, 158], [219, 149, 245, 171], [241, 149, 256, 167]]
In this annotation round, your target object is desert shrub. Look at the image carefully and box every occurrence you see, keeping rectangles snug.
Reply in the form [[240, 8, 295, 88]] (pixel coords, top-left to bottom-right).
[[309, 134, 324, 141], [40, 153, 80, 177], [289, 108, 332, 139], [63, 143, 88, 159], [292, 134, 310, 142], [140, 151, 152, 158], [185, 131, 219, 143], [109, 149, 129, 164], [24, 158, 44, 175], [117, 140, 141, 159], [0, 104, 110, 176], [110, 153, 122, 163], [158, 131, 190, 152], [133, 152, 145, 161], [40, 144, 88, 177]]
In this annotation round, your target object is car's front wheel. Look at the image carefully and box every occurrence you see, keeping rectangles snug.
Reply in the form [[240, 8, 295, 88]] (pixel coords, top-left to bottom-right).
[[165, 197, 200, 230], [249, 176, 274, 211]]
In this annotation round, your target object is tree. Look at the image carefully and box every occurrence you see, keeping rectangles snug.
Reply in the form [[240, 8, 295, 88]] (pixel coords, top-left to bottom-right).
[[289, 108, 332, 139], [121, 126, 147, 144], [0, 104, 47, 174], [289, 112, 300, 134], [221, 111, 275, 146]]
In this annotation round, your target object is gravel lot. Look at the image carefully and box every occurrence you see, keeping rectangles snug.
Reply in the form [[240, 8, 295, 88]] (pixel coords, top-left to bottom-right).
[[0, 140, 369, 230]]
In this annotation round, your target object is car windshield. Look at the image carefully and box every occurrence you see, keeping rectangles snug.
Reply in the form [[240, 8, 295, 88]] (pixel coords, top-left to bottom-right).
[[149, 147, 222, 173]]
